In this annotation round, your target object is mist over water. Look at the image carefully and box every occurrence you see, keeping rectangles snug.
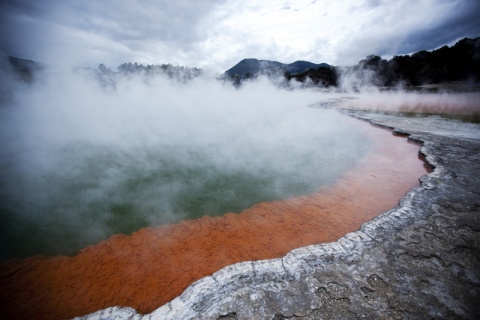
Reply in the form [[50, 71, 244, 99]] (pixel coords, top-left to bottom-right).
[[0, 67, 374, 260]]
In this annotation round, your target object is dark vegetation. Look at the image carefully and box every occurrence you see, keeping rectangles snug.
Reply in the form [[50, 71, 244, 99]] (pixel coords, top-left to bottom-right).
[[348, 37, 480, 88], [2, 57, 202, 88], [115, 62, 202, 80], [94, 62, 202, 88], [224, 37, 480, 89], [285, 66, 338, 87], [4, 37, 480, 90]]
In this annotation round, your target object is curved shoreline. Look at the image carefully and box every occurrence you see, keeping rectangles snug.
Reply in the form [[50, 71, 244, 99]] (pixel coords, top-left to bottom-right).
[[0, 112, 427, 319], [78, 109, 480, 320]]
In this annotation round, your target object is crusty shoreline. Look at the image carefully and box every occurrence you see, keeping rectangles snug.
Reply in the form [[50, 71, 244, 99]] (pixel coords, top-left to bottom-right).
[[0, 110, 426, 320], [78, 109, 480, 319]]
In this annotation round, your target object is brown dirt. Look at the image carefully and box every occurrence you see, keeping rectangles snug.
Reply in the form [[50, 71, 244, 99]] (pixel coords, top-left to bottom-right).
[[0, 116, 428, 320]]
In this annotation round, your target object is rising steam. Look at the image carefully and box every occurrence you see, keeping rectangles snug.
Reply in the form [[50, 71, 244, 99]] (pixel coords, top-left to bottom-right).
[[0, 64, 373, 260], [2, 56, 478, 260]]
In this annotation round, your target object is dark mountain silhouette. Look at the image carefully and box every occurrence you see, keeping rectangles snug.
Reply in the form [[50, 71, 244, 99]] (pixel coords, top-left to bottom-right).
[[223, 58, 334, 87], [224, 58, 331, 79], [225, 59, 283, 77], [286, 60, 330, 74]]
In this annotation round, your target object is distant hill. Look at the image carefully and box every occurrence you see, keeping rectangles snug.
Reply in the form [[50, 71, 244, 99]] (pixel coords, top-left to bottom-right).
[[286, 60, 331, 74], [224, 58, 331, 78]]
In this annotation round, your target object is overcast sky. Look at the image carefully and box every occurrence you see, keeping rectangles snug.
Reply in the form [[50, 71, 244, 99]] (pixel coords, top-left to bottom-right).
[[1, 0, 479, 72]]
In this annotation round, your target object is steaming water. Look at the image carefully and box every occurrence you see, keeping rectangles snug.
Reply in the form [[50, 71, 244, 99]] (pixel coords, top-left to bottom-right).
[[0, 70, 372, 260]]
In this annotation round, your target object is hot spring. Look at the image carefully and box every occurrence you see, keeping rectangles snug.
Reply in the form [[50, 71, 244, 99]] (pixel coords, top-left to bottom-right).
[[0, 70, 372, 260]]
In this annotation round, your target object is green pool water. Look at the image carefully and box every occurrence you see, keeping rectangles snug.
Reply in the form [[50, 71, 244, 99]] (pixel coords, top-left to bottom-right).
[[0, 107, 371, 260]]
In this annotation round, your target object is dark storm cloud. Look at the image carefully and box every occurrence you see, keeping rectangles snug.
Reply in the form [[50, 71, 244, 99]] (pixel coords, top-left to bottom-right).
[[0, 0, 227, 66], [0, 0, 43, 59], [0, 0, 479, 69], [334, 0, 480, 65], [393, 0, 480, 54]]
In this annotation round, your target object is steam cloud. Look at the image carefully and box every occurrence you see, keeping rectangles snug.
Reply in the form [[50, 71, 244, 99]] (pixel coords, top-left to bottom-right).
[[0, 63, 373, 260]]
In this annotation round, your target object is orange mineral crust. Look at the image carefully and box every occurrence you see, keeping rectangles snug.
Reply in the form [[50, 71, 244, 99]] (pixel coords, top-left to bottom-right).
[[0, 117, 428, 320]]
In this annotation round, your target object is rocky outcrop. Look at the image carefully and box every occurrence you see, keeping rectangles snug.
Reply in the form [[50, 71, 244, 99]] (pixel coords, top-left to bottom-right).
[[79, 111, 480, 319]]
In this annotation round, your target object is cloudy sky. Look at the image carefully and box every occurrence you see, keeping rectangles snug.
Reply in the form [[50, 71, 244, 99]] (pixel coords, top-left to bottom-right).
[[1, 0, 479, 72]]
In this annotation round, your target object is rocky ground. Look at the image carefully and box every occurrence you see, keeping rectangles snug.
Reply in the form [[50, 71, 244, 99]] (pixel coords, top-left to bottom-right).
[[79, 110, 480, 319]]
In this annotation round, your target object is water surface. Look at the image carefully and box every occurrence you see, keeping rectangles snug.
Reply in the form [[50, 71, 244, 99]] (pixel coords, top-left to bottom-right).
[[0, 107, 370, 259]]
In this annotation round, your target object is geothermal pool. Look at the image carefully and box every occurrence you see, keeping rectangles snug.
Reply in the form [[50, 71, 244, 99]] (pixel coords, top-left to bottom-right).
[[0, 72, 430, 319], [0, 109, 427, 320], [0, 107, 371, 260], [0, 69, 384, 260]]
